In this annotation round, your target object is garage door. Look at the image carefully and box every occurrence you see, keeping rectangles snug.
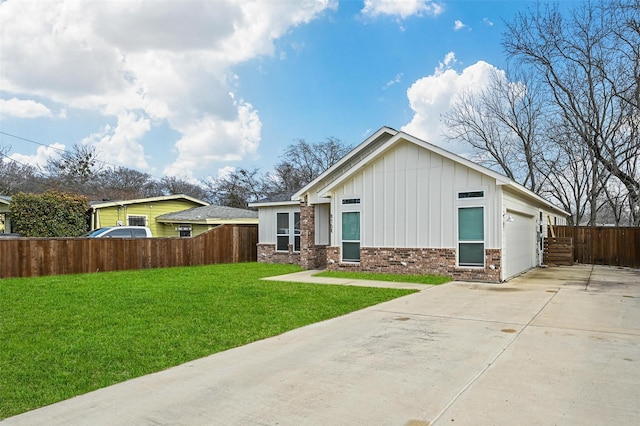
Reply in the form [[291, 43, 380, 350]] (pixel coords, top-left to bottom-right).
[[504, 211, 536, 280]]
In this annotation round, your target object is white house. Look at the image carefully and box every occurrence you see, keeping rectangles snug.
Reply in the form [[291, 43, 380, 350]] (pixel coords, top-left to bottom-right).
[[250, 127, 569, 282]]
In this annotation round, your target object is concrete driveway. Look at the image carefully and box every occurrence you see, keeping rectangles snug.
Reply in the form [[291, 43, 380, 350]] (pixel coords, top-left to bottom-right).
[[3, 265, 639, 425]]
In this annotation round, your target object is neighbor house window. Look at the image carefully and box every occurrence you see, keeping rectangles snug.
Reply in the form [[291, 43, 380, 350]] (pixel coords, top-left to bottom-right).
[[341, 211, 360, 262], [128, 215, 147, 226], [178, 225, 192, 238], [276, 212, 301, 252], [458, 206, 484, 267]]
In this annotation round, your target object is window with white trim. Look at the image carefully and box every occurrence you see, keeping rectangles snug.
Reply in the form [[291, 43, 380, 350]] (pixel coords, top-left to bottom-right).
[[276, 212, 300, 252], [458, 206, 484, 267], [178, 225, 192, 238], [127, 215, 147, 226], [341, 211, 360, 262]]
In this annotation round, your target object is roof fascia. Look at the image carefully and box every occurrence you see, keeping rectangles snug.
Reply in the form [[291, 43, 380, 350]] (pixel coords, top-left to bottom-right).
[[292, 126, 398, 201], [502, 183, 571, 217], [91, 194, 208, 210], [248, 200, 300, 208]]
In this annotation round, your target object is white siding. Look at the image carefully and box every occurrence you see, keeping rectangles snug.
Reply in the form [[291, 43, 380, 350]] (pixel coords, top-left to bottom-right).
[[257, 205, 300, 244], [331, 141, 501, 249], [315, 204, 330, 245], [501, 187, 568, 280]]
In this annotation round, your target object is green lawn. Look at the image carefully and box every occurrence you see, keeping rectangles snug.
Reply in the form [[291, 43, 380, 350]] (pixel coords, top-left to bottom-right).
[[314, 270, 451, 285], [0, 263, 415, 419]]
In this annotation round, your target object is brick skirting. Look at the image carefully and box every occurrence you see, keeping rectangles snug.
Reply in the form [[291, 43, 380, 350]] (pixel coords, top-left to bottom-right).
[[257, 244, 301, 265], [326, 246, 502, 282]]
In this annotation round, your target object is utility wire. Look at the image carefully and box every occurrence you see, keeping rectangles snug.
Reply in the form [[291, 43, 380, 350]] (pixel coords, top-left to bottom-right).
[[0, 130, 168, 183]]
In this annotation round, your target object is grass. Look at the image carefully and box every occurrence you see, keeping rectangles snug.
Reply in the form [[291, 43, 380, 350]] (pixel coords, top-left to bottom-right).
[[0, 263, 415, 419], [313, 270, 451, 285]]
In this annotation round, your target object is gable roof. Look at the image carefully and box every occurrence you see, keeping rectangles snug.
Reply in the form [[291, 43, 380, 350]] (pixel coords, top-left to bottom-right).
[[0, 196, 11, 205], [294, 126, 569, 216], [89, 194, 209, 209], [248, 191, 300, 207], [292, 126, 399, 202], [156, 204, 258, 224]]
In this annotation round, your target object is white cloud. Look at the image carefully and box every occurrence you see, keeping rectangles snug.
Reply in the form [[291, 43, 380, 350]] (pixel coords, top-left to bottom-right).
[[216, 166, 237, 180], [10, 143, 65, 169], [454, 20, 467, 31], [163, 97, 262, 177], [81, 112, 151, 171], [383, 73, 404, 89], [362, 0, 444, 19], [0, 98, 52, 119], [402, 54, 502, 155], [0, 0, 336, 176], [483, 17, 494, 27]]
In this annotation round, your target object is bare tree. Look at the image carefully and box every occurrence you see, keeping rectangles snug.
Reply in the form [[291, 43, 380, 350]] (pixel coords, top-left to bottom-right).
[[504, 0, 640, 225], [45, 144, 103, 196], [158, 176, 211, 202], [207, 168, 268, 209], [0, 145, 43, 194], [270, 137, 352, 191], [442, 68, 546, 192], [96, 167, 161, 201]]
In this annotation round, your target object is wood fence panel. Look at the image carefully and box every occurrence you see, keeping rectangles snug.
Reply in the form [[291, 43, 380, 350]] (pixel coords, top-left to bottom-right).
[[543, 237, 573, 266], [554, 226, 640, 268], [0, 224, 258, 278]]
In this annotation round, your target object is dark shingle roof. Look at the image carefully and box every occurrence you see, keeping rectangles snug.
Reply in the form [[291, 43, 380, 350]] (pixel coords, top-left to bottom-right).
[[251, 191, 298, 204], [157, 204, 257, 221]]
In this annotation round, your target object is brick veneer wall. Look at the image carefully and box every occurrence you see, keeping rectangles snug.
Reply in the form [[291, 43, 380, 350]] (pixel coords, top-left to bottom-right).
[[326, 246, 502, 282], [257, 244, 301, 265]]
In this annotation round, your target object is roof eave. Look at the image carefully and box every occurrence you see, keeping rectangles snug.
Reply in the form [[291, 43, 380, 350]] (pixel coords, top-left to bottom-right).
[[292, 126, 399, 200]]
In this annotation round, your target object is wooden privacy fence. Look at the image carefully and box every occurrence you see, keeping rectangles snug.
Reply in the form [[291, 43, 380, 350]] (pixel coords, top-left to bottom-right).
[[0, 224, 257, 278], [543, 237, 574, 266], [550, 225, 640, 268]]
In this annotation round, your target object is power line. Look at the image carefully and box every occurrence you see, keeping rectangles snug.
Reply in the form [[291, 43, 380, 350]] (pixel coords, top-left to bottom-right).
[[0, 130, 164, 181]]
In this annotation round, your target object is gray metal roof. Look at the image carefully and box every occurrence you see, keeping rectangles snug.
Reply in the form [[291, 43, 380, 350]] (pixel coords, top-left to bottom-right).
[[157, 204, 257, 221], [0, 196, 11, 204]]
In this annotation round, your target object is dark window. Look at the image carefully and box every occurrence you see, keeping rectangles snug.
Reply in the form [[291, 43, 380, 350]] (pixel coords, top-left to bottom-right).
[[276, 212, 289, 251], [294, 212, 301, 252], [105, 228, 134, 238], [132, 228, 149, 238], [341, 198, 361, 205], [128, 216, 146, 226], [458, 191, 484, 199]]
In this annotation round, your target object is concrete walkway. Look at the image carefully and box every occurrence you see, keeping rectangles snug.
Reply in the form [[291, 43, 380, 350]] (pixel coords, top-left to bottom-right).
[[3, 265, 640, 425]]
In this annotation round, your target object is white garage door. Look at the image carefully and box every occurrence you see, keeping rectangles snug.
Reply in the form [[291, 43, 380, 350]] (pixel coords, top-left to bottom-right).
[[504, 211, 536, 280]]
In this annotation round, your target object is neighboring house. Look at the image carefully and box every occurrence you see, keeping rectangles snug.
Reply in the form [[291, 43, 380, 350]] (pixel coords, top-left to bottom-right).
[[0, 196, 11, 233], [249, 127, 569, 282], [156, 204, 258, 237], [89, 194, 209, 237]]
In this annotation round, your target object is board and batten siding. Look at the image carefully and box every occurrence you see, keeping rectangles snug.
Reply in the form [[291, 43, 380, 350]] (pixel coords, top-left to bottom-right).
[[257, 205, 300, 244], [330, 141, 502, 249]]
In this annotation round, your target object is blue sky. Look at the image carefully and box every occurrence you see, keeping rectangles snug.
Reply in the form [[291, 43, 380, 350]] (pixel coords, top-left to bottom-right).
[[0, 0, 564, 182]]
